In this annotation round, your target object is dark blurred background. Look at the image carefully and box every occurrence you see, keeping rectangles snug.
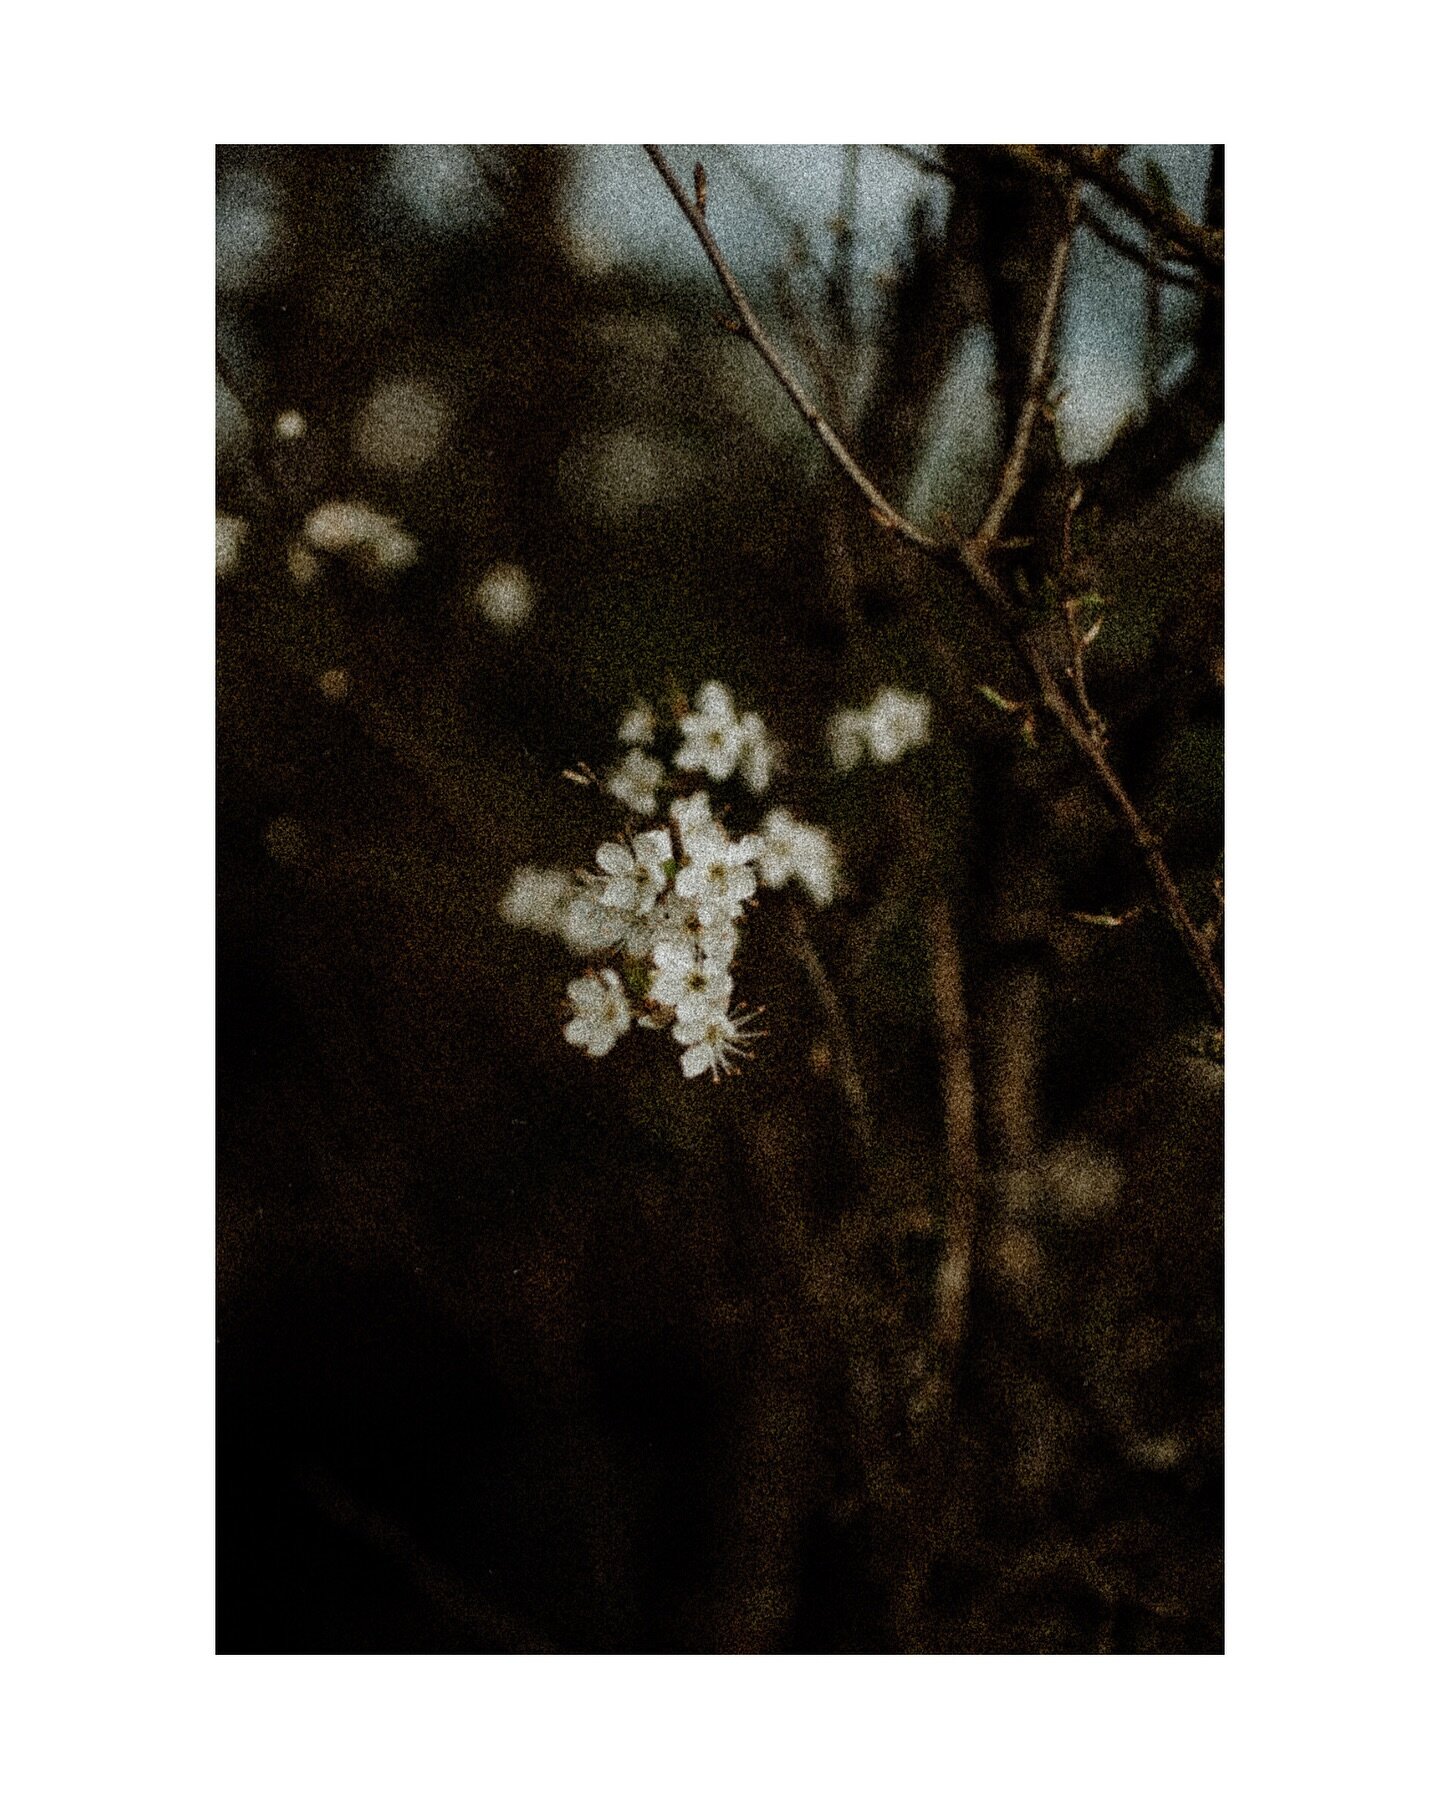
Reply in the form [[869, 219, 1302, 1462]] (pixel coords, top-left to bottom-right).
[[217, 144, 1222, 1653]]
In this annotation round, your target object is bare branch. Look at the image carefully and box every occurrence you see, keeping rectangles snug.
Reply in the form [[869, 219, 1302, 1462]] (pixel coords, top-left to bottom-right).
[[643, 146, 957, 566], [1016, 643, 1225, 1020], [1075, 146, 1224, 516], [1079, 201, 1212, 295], [883, 144, 1212, 294], [1059, 486, 1104, 738], [644, 145, 1223, 1022], [1020, 144, 1224, 277], [975, 180, 1083, 547]]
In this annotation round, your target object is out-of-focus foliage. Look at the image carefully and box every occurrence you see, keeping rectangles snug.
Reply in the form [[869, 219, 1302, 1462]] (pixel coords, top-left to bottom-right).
[[218, 145, 1222, 1653]]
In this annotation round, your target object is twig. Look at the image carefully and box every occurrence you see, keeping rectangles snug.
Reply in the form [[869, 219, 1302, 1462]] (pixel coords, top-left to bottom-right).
[[882, 144, 1211, 294], [1073, 145, 1223, 516], [1058, 486, 1104, 738], [1079, 201, 1211, 295], [644, 146, 1224, 1022], [644, 146, 956, 567], [975, 180, 1082, 547], [1062, 597, 1103, 740], [644, 151, 1019, 630], [1021, 144, 1224, 276], [1018, 643, 1225, 1019]]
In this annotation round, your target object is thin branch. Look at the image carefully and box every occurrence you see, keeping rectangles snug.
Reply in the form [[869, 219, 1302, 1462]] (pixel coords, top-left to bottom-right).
[[1021, 144, 1224, 276], [644, 152, 1021, 629], [1073, 146, 1224, 517], [643, 146, 956, 568], [1059, 486, 1104, 738], [1062, 596, 1102, 738], [882, 144, 1212, 294], [1017, 643, 1226, 1020], [975, 179, 1083, 546], [1079, 201, 1211, 295], [644, 145, 1223, 1022]]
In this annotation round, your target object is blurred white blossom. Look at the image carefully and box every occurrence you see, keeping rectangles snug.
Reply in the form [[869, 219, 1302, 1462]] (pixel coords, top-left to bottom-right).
[[735, 711, 778, 794], [649, 941, 734, 1030], [606, 748, 665, 815], [868, 688, 932, 762], [216, 514, 247, 580], [499, 867, 577, 934], [473, 562, 535, 631], [561, 891, 629, 955], [674, 681, 746, 783], [670, 790, 718, 854], [828, 686, 931, 769], [755, 808, 839, 907], [563, 969, 632, 1058], [594, 833, 669, 916], [617, 702, 657, 747], [674, 822, 760, 926], [304, 499, 417, 575]]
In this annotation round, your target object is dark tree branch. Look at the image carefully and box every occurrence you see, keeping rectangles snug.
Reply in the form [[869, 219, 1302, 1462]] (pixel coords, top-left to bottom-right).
[[1023, 143, 1224, 276], [1075, 146, 1224, 518], [854, 165, 981, 502], [644, 145, 959, 567], [884, 143, 1212, 294], [644, 145, 1224, 1022], [975, 179, 1082, 546]]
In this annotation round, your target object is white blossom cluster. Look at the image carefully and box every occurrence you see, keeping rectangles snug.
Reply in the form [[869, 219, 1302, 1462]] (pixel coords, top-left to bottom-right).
[[500, 682, 839, 1080], [604, 681, 777, 817], [828, 686, 932, 771]]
